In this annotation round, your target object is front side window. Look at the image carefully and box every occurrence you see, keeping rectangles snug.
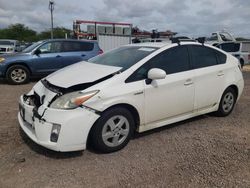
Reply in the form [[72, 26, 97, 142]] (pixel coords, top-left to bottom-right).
[[126, 46, 190, 82], [190, 45, 218, 68], [38, 42, 62, 54]]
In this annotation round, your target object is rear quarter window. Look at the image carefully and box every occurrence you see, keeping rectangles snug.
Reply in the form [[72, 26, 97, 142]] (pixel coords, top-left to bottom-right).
[[215, 50, 227, 64]]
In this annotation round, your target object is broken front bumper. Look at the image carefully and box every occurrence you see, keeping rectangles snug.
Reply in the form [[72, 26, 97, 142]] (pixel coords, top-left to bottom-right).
[[18, 95, 100, 152]]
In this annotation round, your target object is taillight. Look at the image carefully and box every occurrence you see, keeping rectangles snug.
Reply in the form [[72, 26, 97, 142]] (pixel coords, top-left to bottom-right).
[[248, 54, 250, 60], [98, 49, 103, 55]]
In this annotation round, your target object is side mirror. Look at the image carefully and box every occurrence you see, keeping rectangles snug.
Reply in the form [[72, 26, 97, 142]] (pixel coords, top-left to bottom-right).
[[34, 49, 41, 56], [148, 68, 166, 80], [146, 68, 166, 84]]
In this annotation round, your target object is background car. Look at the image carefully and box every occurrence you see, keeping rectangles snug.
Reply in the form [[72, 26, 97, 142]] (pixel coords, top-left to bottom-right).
[[0, 39, 21, 54], [0, 39, 103, 84], [215, 41, 250, 67], [18, 41, 244, 153]]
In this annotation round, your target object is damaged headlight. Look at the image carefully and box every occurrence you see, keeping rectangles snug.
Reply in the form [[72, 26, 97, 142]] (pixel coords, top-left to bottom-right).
[[50, 90, 99, 109]]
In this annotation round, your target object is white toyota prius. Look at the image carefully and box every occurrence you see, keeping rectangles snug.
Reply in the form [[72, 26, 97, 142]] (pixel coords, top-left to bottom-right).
[[18, 41, 244, 153]]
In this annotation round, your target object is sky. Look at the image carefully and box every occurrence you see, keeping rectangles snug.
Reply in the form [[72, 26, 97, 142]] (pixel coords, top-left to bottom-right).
[[0, 0, 249, 38]]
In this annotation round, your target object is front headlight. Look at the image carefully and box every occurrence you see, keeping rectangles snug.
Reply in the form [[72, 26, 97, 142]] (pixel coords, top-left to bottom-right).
[[0, 57, 5, 63], [50, 90, 99, 109]]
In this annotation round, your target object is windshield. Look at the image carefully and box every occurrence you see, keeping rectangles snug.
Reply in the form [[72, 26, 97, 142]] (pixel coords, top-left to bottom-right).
[[207, 33, 218, 41], [22, 41, 43, 53], [0, 41, 15, 46], [88, 46, 158, 71]]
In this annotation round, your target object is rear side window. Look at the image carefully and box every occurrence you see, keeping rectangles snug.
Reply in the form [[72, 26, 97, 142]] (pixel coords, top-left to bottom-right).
[[61, 41, 94, 52], [219, 43, 240, 52], [190, 45, 218, 68]]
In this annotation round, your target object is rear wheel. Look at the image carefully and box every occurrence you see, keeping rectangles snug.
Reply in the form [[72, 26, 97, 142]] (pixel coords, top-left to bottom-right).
[[89, 107, 135, 153], [215, 87, 237, 117], [240, 59, 244, 68], [6, 65, 30, 84]]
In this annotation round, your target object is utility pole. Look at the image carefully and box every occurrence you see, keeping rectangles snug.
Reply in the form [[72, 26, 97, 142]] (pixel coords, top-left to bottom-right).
[[49, 0, 55, 39]]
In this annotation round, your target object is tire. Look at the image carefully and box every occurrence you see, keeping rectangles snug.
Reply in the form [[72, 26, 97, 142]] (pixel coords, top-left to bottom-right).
[[6, 65, 30, 84], [89, 107, 135, 153], [240, 59, 244, 68], [215, 87, 237, 117]]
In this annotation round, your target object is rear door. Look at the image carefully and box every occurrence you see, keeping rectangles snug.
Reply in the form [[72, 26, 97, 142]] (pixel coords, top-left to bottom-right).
[[60, 41, 95, 67], [189, 45, 226, 111]]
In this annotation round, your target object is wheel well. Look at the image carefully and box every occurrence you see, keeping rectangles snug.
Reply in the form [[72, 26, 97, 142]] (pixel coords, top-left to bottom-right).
[[5, 63, 31, 77], [102, 104, 140, 128], [240, 58, 244, 66], [227, 85, 239, 99], [86, 103, 140, 149]]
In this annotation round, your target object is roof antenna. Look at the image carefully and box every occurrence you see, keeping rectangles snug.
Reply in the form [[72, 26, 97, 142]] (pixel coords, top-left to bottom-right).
[[197, 37, 205, 45]]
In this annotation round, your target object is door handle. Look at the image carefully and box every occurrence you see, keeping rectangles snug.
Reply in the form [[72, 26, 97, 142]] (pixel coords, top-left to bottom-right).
[[56, 55, 61, 58], [184, 79, 193, 86], [217, 71, 224, 76], [81, 54, 86, 57]]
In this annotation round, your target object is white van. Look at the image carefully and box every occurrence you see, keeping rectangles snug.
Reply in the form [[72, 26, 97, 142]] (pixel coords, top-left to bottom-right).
[[216, 42, 250, 67]]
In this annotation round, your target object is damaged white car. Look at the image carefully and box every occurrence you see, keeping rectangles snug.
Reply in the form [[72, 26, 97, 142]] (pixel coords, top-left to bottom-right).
[[18, 41, 244, 153]]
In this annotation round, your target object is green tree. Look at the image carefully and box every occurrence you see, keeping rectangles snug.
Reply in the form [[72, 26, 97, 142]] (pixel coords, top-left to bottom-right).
[[0, 24, 37, 42], [37, 27, 72, 40]]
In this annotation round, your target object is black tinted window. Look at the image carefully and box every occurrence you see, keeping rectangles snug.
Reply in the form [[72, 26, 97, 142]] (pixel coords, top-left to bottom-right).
[[126, 46, 190, 82], [215, 51, 227, 64], [190, 45, 217, 68], [148, 46, 190, 74], [61, 41, 94, 52], [220, 43, 240, 52]]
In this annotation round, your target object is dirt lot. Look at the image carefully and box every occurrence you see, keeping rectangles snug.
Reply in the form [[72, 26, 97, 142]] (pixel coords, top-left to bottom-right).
[[0, 68, 250, 188]]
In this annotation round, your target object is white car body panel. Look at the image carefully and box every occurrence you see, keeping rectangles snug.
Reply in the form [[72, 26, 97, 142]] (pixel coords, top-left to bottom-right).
[[18, 42, 244, 152], [46, 61, 122, 88], [144, 69, 195, 124]]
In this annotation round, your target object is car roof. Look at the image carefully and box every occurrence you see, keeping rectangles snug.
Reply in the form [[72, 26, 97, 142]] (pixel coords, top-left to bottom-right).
[[41, 39, 98, 44], [127, 41, 204, 48]]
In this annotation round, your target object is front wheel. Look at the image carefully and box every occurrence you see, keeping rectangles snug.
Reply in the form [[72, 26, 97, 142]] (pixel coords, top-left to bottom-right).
[[215, 87, 237, 117], [89, 107, 135, 153], [6, 65, 30, 84]]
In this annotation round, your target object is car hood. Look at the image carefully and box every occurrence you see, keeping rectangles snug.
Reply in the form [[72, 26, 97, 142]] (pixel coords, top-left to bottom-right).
[[46, 61, 122, 88]]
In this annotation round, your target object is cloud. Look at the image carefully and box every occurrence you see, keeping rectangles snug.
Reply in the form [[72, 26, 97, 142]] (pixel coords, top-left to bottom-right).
[[0, 0, 249, 38]]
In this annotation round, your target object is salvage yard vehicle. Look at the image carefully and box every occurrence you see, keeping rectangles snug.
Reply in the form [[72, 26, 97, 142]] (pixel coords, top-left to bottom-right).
[[18, 40, 244, 153], [215, 41, 250, 67], [206, 31, 236, 46], [0, 39, 21, 54], [0, 39, 102, 84]]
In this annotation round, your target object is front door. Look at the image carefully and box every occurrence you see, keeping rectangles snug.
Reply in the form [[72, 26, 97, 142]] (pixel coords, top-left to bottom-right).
[[31, 41, 65, 75], [137, 45, 195, 124]]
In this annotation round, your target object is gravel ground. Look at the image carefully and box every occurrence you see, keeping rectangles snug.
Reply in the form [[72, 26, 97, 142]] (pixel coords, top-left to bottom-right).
[[0, 68, 249, 188]]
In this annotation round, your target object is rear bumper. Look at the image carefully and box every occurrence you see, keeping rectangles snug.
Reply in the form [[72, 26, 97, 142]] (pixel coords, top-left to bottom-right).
[[18, 95, 100, 152]]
